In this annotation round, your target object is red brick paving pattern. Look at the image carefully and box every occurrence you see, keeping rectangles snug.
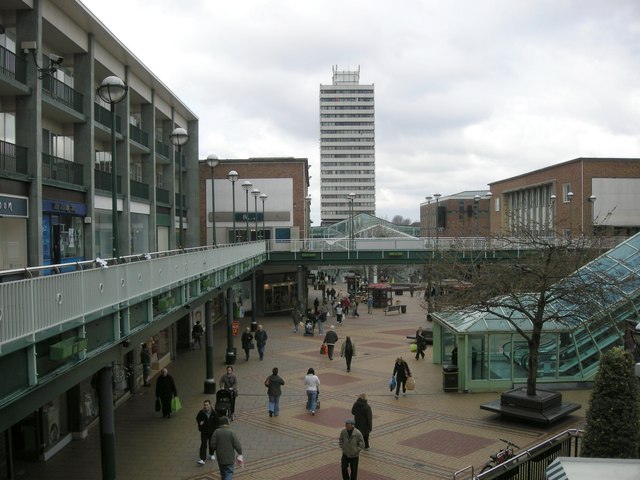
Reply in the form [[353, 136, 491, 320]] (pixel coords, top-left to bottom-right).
[[400, 428, 495, 456]]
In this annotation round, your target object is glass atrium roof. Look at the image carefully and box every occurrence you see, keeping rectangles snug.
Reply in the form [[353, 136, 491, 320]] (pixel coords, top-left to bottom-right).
[[436, 233, 640, 334], [311, 213, 420, 238]]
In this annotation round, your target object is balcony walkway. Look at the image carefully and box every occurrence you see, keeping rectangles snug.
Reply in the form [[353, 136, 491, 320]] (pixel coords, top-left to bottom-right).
[[15, 287, 590, 480]]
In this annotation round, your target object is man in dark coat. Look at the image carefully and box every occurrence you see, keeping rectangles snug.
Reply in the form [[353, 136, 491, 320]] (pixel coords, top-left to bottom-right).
[[155, 368, 177, 418], [351, 393, 373, 449], [323, 325, 339, 360], [196, 399, 220, 465], [254, 324, 268, 360]]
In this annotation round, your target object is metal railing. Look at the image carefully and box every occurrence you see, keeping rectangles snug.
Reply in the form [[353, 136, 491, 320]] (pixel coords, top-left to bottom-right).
[[155, 140, 170, 159], [42, 76, 83, 114], [453, 429, 582, 480], [0, 243, 266, 350], [156, 187, 170, 204], [0, 140, 28, 175], [129, 124, 150, 148], [130, 179, 149, 200], [42, 153, 84, 186], [94, 103, 122, 134], [94, 169, 121, 193], [0, 45, 26, 84]]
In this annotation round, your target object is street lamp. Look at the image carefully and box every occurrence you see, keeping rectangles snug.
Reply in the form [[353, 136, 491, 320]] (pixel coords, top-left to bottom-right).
[[260, 193, 268, 240], [347, 192, 356, 250], [227, 170, 239, 243], [567, 191, 574, 238], [251, 188, 261, 241], [199, 154, 219, 245], [425, 196, 432, 243], [550, 194, 557, 237], [169, 127, 190, 249], [588, 195, 597, 236], [485, 192, 493, 239], [241, 180, 253, 242], [97, 75, 128, 258], [306, 194, 312, 243], [473, 194, 481, 236], [433, 193, 442, 250]]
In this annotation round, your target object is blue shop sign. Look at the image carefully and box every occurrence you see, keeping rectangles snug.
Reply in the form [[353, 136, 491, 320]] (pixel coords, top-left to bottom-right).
[[0, 194, 28, 217], [43, 199, 87, 216]]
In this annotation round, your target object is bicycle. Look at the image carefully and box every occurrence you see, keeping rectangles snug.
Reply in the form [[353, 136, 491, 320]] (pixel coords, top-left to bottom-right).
[[480, 438, 520, 473]]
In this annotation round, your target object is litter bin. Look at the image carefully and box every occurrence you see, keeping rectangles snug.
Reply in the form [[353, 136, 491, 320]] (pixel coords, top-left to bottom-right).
[[225, 347, 237, 365], [443, 365, 458, 392], [400, 305, 407, 314]]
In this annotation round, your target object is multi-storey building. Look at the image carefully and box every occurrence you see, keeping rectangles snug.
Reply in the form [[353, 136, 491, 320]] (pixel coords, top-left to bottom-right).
[[419, 191, 491, 240], [489, 157, 640, 238], [319, 66, 375, 226], [0, 0, 199, 272]]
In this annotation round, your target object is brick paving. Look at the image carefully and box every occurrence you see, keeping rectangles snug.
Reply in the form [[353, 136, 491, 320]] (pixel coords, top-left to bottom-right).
[[16, 286, 590, 479]]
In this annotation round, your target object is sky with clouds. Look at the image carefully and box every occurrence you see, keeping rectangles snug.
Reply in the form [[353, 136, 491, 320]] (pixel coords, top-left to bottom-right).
[[81, 0, 640, 225]]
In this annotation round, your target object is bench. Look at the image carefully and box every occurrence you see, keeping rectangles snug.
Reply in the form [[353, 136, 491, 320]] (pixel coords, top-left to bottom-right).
[[384, 305, 405, 315]]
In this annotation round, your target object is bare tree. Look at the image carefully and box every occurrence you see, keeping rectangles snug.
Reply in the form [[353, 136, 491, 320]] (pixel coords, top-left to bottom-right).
[[433, 227, 634, 396]]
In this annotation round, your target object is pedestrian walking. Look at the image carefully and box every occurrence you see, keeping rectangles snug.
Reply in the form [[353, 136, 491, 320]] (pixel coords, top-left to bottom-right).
[[291, 308, 301, 333], [335, 304, 344, 325], [192, 319, 204, 350], [210, 416, 243, 480], [155, 368, 177, 418], [304, 368, 320, 415], [415, 326, 428, 360], [351, 393, 372, 449], [323, 325, 339, 360], [140, 343, 151, 386], [265, 367, 285, 417], [339, 418, 365, 480], [241, 327, 253, 361], [392, 356, 412, 399], [196, 399, 220, 465], [340, 336, 356, 372], [318, 304, 327, 334], [254, 324, 268, 360], [219, 366, 238, 419], [367, 295, 373, 314]]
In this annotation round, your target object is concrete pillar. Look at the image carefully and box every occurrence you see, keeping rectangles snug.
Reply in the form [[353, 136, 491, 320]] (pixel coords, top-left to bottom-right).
[[98, 367, 116, 480], [204, 300, 216, 393]]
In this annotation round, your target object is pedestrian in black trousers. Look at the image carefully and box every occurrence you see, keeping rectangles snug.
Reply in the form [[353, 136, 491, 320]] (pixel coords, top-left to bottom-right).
[[155, 368, 177, 418], [195, 400, 219, 465]]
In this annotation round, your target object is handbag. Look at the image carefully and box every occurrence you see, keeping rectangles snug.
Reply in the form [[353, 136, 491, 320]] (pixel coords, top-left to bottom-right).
[[155, 398, 161, 412], [248, 343, 255, 350], [320, 344, 328, 355], [389, 376, 397, 391], [264, 376, 270, 388], [410, 343, 417, 352], [406, 376, 415, 391], [171, 396, 182, 412]]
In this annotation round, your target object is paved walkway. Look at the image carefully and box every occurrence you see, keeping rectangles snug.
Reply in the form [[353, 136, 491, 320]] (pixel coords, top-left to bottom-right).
[[16, 287, 590, 480]]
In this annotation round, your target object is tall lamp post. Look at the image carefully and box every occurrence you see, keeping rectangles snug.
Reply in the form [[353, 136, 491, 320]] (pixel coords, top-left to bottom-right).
[[200, 154, 219, 245], [473, 194, 481, 237], [433, 193, 442, 250], [260, 193, 268, 240], [306, 194, 312, 246], [588, 195, 597, 236], [227, 170, 239, 243], [550, 194, 557, 237], [485, 191, 493, 239], [425, 196, 432, 244], [97, 76, 128, 259], [170, 127, 190, 249], [251, 188, 261, 241], [347, 192, 355, 250], [567, 191, 574, 238], [241, 180, 253, 242]]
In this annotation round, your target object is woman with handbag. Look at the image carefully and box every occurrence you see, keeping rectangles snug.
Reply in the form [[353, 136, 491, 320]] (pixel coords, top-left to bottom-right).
[[392, 357, 411, 399], [304, 368, 320, 416], [241, 327, 254, 361]]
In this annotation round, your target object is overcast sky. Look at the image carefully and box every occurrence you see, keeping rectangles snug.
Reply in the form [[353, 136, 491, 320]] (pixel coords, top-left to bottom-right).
[[81, 0, 640, 225]]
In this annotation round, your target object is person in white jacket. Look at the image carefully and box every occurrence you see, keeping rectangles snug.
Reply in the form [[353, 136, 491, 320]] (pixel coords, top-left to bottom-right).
[[304, 368, 320, 415]]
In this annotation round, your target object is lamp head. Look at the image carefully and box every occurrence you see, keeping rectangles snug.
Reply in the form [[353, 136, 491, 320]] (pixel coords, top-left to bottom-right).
[[347, 192, 356, 200], [589, 195, 597, 203], [567, 191, 574, 201], [259, 193, 268, 201], [227, 170, 239, 183], [241, 180, 253, 192], [485, 191, 493, 199], [474, 195, 481, 202], [97, 75, 128, 104], [433, 193, 441, 199], [550, 194, 557, 201], [251, 188, 261, 198], [169, 127, 189, 147], [206, 154, 219, 168]]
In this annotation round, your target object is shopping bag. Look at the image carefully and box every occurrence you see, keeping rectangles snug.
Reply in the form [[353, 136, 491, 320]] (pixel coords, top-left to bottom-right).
[[389, 376, 397, 391], [410, 343, 417, 352], [248, 343, 255, 350], [320, 344, 328, 355], [406, 376, 415, 391], [155, 398, 161, 412], [171, 396, 182, 412]]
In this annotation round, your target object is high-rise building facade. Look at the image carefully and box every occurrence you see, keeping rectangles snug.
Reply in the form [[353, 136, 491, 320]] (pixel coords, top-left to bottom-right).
[[319, 66, 375, 226]]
